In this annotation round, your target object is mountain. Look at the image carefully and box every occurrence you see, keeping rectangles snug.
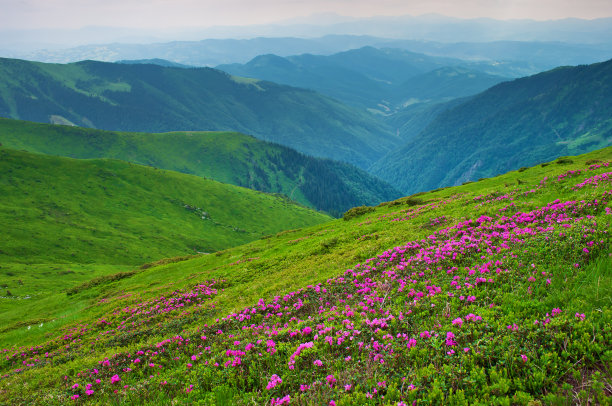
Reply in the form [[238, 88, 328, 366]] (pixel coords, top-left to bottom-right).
[[0, 58, 399, 168], [1, 144, 610, 404], [0, 147, 331, 266], [390, 66, 509, 106], [4, 18, 611, 64], [0, 118, 401, 216], [217, 47, 508, 110], [116, 58, 192, 68], [371, 59, 612, 194], [5, 35, 390, 66]]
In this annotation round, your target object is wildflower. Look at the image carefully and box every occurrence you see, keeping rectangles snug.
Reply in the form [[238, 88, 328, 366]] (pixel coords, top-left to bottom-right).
[[326, 374, 337, 386], [344, 384, 352, 391], [520, 354, 528, 363], [71, 394, 79, 400], [111, 374, 121, 384], [452, 317, 463, 327], [575, 313, 585, 321], [266, 374, 282, 390], [313, 359, 323, 366], [186, 384, 193, 393]]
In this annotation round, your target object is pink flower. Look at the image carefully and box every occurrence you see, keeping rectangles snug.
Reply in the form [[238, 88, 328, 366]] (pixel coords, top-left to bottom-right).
[[520, 354, 528, 363], [575, 313, 585, 321], [111, 374, 121, 384], [133, 358, 140, 364], [452, 317, 463, 327], [85, 389, 94, 396], [326, 374, 336, 387], [266, 374, 282, 390], [313, 359, 323, 366], [344, 384, 352, 391], [71, 394, 79, 400]]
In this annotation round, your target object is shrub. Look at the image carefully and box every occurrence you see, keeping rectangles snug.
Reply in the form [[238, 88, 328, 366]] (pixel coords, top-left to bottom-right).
[[343, 206, 375, 221], [66, 271, 136, 295]]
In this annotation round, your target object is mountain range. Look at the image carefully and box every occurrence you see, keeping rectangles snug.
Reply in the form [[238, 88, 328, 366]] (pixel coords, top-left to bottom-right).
[[0, 57, 399, 169], [217, 47, 509, 111]]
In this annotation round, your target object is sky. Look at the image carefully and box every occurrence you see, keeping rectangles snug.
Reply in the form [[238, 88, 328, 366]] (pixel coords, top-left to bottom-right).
[[2, 0, 612, 30]]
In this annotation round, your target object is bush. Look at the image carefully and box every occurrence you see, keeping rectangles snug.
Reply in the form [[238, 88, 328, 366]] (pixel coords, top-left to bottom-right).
[[556, 158, 574, 164], [66, 271, 136, 295], [343, 206, 375, 220]]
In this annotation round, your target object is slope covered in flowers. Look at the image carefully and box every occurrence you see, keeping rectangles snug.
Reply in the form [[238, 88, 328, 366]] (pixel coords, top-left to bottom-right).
[[1, 149, 611, 405]]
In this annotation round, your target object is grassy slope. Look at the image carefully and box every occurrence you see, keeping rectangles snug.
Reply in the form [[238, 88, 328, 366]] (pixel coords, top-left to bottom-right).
[[0, 118, 401, 216], [0, 58, 399, 169], [371, 58, 612, 194], [0, 147, 330, 334], [0, 147, 610, 404]]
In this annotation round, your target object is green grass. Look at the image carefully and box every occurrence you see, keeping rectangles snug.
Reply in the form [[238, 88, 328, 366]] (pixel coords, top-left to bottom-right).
[[0, 146, 610, 404], [0, 118, 401, 216], [0, 147, 331, 336]]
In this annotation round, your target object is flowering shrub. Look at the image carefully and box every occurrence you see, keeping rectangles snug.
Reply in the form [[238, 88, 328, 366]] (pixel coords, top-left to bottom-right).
[[0, 155, 611, 405]]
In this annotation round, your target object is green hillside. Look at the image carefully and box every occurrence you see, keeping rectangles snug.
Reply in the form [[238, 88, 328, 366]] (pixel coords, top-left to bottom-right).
[[0, 58, 399, 169], [0, 147, 332, 264], [0, 118, 401, 216], [0, 146, 610, 404], [0, 147, 331, 332], [371, 58, 612, 194]]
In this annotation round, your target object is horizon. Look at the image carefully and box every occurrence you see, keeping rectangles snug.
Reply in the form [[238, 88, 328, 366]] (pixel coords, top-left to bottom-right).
[[3, 0, 612, 32]]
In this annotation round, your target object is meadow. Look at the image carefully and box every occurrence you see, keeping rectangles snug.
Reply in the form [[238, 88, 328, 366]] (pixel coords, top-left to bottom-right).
[[0, 147, 610, 405]]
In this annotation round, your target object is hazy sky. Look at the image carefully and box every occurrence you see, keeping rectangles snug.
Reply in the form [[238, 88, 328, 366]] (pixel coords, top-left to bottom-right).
[[3, 0, 612, 30]]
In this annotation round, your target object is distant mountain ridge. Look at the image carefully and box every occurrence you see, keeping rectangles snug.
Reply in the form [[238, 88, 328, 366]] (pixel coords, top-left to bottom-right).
[[0, 118, 401, 216], [217, 47, 509, 111], [371, 58, 612, 193], [0, 57, 399, 169]]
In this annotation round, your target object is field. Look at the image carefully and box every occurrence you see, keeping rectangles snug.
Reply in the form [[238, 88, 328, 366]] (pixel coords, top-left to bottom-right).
[[0, 147, 610, 404]]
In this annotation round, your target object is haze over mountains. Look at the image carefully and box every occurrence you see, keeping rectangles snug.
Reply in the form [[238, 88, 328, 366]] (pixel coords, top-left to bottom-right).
[[2, 14, 612, 53]]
